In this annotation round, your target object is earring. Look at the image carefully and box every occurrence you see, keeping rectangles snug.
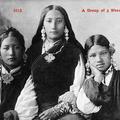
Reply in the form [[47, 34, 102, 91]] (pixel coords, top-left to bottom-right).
[[86, 62, 91, 76], [41, 26, 46, 41], [111, 57, 113, 65], [111, 57, 117, 69], [64, 26, 69, 41]]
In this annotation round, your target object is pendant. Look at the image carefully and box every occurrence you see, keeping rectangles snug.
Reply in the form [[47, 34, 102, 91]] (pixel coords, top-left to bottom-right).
[[1, 73, 14, 84], [44, 53, 55, 63]]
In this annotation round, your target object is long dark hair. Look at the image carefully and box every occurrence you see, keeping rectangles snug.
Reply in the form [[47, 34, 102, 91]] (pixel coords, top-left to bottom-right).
[[26, 5, 86, 66], [31, 5, 85, 54]]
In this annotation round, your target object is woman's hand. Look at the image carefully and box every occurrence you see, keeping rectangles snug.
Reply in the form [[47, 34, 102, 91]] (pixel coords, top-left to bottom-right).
[[58, 91, 76, 105], [89, 64, 104, 83], [39, 108, 56, 120], [4, 110, 19, 120], [38, 102, 71, 120]]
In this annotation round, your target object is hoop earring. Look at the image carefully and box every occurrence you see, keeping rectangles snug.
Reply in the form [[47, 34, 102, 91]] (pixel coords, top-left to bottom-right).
[[64, 26, 69, 41], [41, 26, 46, 42]]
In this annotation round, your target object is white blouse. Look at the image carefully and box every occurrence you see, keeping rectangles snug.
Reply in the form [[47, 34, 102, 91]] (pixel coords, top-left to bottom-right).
[[15, 75, 38, 120]]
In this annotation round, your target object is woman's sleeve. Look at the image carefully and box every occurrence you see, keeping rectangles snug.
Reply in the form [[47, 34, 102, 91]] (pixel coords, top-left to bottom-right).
[[15, 75, 38, 120], [70, 53, 85, 97], [77, 85, 101, 114], [83, 78, 111, 106], [58, 54, 85, 105]]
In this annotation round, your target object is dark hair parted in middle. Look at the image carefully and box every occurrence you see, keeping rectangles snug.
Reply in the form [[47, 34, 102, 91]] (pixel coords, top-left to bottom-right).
[[31, 5, 85, 54], [84, 34, 115, 56], [0, 27, 25, 50]]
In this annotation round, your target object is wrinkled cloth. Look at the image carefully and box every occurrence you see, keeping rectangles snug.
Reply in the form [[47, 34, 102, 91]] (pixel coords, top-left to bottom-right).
[[15, 76, 38, 120]]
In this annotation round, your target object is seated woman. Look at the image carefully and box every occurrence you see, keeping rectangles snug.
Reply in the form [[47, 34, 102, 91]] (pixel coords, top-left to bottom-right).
[[15, 5, 86, 120], [0, 27, 30, 120], [77, 34, 120, 120]]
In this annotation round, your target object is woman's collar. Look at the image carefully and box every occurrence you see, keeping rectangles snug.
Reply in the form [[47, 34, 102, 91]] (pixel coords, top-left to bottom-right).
[[1, 65, 21, 74], [105, 65, 114, 75], [42, 39, 65, 54]]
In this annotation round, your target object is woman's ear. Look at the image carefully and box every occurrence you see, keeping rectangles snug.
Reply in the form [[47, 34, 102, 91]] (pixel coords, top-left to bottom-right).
[[0, 48, 2, 61], [109, 43, 115, 55], [23, 53, 27, 63], [0, 47, 1, 56], [87, 58, 89, 62]]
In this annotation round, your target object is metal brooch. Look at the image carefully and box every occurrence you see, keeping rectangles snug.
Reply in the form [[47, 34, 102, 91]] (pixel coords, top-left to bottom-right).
[[44, 53, 55, 63]]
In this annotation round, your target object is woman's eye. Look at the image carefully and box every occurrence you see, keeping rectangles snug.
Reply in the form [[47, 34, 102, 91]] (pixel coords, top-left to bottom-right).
[[101, 51, 108, 55], [46, 19, 52, 22], [89, 54, 96, 58], [15, 46, 21, 49], [3, 47, 9, 50], [56, 19, 63, 23]]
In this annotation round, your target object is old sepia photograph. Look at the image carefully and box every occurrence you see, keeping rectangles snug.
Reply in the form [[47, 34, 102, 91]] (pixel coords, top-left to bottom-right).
[[0, 0, 120, 120]]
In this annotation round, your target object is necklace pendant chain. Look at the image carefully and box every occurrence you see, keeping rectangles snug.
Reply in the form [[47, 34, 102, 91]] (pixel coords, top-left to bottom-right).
[[43, 39, 64, 55]]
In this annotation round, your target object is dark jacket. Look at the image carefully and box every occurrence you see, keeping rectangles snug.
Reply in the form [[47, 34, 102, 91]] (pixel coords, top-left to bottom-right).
[[0, 63, 30, 119], [30, 41, 81, 113]]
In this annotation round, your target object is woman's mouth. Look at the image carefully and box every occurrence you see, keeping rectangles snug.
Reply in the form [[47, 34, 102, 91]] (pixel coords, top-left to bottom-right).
[[8, 57, 16, 61], [50, 31, 58, 34], [96, 64, 104, 68]]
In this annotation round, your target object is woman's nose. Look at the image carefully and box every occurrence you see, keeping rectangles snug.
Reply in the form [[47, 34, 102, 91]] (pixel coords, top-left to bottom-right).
[[8, 48, 15, 55], [51, 21, 56, 29], [96, 55, 102, 62]]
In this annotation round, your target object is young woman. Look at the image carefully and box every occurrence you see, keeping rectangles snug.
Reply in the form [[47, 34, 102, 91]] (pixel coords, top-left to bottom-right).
[[0, 27, 30, 119], [77, 34, 120, 120], [15, 5, 86, 120]]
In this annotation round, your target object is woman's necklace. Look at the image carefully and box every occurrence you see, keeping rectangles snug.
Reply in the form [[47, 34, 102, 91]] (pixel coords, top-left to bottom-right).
[[43, 39, 65, 63], [42, 39, 62, 53], [0, 65, 14, 84], [0, 65, 21, 85]]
